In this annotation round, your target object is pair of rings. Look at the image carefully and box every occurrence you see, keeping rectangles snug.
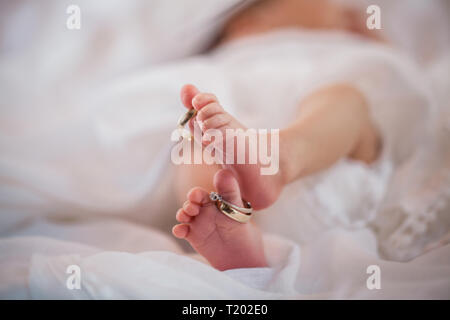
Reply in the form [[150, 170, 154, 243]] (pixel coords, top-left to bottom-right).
[[209, 192, 253, 223], [179, 109, 254, 223]]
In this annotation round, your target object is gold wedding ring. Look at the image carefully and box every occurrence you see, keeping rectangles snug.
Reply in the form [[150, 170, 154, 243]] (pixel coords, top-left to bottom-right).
[[210, 192, 253, 223], [177, 109, 197, 127], [177, 109, 197, 141]]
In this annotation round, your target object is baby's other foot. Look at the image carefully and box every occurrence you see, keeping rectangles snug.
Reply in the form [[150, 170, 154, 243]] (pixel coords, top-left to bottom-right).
[[172, 169, 267, 271]]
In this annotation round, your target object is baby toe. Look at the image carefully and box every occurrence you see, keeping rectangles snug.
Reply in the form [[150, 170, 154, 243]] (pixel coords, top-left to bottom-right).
[[181, 84, 200, 109], [197, 103, 224, 122], [182, 201, 200, 216], [172, 224, 190, 239], [202, 114, 231, 131], [176, 208, 192, 223], [192, 93, 218, 110], [187, 187, 211, 205]]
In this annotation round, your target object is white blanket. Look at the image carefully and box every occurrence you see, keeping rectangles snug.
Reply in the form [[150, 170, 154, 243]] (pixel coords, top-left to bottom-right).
[[0, 0, 449, 299]]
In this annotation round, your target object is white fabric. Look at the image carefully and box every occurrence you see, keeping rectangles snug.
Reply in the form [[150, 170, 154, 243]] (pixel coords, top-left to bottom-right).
[[0, 0, 449, 299], [224, 268, 276, 291], [2, 227, 449, 299]]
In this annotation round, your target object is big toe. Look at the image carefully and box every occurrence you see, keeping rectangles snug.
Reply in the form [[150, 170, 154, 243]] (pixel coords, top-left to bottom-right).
[[213, 169, 243, 207], [180, 84, 200, 109]]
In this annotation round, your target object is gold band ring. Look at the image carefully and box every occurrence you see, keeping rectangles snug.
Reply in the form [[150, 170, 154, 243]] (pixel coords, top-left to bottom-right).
[[209, 192, 253, 223], [178, 109, 197, 127]]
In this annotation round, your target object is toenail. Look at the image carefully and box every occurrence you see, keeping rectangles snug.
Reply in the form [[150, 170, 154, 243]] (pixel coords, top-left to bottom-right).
[[192, 95, 201, 104], [186, 204, 198, 214]]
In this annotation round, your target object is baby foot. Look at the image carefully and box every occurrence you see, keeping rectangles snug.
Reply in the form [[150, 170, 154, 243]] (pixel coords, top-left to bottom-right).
[[172, 169, 267, 271], [180, 84, 284, 209]]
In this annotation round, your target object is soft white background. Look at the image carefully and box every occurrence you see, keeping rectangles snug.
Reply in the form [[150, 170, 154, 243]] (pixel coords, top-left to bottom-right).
[[0, 0, 449, 299]]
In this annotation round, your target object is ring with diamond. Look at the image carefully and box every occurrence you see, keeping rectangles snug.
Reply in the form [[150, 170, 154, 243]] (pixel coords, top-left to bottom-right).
[[209, 191, 253, 223]]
